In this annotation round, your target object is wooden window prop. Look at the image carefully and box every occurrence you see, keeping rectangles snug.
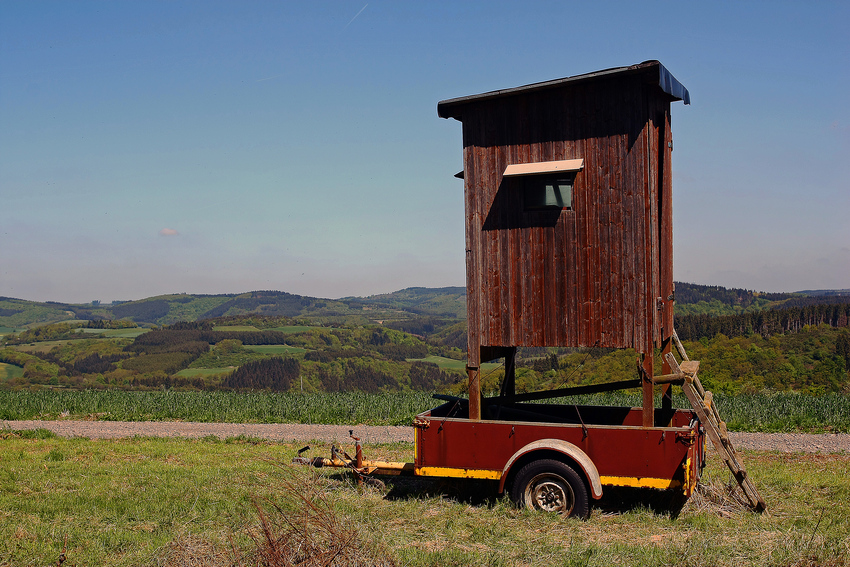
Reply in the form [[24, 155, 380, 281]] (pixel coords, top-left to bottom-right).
[[503, 159, 583, 212]]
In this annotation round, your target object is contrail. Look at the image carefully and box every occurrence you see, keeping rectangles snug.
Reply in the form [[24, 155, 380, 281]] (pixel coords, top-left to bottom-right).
[[344, 4, 368, 29]]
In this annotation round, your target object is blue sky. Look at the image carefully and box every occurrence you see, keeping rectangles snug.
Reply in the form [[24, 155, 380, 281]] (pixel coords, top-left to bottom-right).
[[1, 1, 848, 303]]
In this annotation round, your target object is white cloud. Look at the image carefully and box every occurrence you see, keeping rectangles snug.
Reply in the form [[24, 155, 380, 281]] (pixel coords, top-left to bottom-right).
[[159, 228, 179, 236]]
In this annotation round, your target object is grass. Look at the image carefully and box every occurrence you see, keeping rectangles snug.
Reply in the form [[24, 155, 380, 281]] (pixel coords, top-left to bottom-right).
[[175, 367, 234, 378], [408, 355, 501, 373], [0, 363, 24, 381], [0, 432, 285, 566], [269, 325, 317, 334], [212, 325, 261, 332], [0, 432, 847, 566], [244, 345, 307, 355], [76, 328, 148, 338], [11, 340, 89, 353]]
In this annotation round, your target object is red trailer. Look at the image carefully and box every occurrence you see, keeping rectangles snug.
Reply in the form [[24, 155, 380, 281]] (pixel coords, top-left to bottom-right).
[[410, 395, 705, 518], [296, 62, 764, 517]]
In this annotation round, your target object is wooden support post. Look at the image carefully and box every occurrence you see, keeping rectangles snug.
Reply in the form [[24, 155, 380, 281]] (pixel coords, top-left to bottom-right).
[[500, 347, 517, 399], [661, 336, 673, 418], [641, 354, 654, 427], [467, 366, 481, 421]]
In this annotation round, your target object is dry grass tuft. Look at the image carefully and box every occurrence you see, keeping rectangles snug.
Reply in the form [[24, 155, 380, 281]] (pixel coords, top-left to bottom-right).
[[685, 477, 751, 517], [157, 534, 234, 567], [248, 471, 396, 567], [159, 466, 396, 567]]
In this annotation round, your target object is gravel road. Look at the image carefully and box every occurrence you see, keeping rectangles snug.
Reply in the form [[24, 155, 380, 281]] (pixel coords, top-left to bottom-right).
[[3, 420, 849, 453]]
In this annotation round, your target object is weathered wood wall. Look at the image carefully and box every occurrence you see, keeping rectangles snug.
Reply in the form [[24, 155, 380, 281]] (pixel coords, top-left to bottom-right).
[[455, 73, 675, 360]]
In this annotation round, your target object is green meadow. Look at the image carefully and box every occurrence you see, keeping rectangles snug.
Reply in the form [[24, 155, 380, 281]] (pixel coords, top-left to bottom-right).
[[1, 430, 848, 567]]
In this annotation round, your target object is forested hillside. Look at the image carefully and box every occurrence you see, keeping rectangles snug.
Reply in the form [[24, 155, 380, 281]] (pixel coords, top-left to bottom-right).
[[1, 284, 848, 396], [672, 282, 850, 316], [3, 284, 847, 330], [0, 288, 468, 329]]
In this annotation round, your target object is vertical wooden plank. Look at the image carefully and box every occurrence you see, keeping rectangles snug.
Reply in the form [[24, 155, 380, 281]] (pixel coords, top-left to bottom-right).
[[554, 136, 571, 346], [647, 91, 660, 350], [463, 139, 478, 368], [621, 82, 638, 350], [603, 84, 624, 347], [574, 84, 588, 347], [611, 99, 627, 348], [590, 92, 604, 347], [659, 107, 674, 341], [636, 86, 651, 354], [464, 108, 484, 421]]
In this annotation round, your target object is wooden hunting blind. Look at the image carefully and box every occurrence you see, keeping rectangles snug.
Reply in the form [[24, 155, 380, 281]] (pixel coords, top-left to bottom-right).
[[438, 60, 691, 423], [294, 60, 766, 514]]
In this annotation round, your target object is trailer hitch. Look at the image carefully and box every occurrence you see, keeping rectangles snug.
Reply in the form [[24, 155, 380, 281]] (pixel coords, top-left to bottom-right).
[[291, 431, 388, 489]]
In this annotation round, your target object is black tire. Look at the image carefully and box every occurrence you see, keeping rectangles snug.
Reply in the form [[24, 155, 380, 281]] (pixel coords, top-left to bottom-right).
[[510, 459, 590, 519]]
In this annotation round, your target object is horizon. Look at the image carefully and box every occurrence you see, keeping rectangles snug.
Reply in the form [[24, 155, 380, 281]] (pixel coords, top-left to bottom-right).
[[3, 281, 850, 307], [2, 1, 848, 304]]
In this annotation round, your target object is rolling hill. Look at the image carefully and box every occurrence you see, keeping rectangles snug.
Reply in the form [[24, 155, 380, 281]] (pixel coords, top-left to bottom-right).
[[2, 283, 848, 330]]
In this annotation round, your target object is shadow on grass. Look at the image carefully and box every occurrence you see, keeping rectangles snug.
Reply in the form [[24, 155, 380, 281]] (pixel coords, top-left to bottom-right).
[[594, 486, 689, 518], [327, 472, 502, 507], [328, 470, 689, 518]]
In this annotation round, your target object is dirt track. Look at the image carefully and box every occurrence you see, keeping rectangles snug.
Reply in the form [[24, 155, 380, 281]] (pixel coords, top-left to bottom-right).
[[3, 420, 849, 453]]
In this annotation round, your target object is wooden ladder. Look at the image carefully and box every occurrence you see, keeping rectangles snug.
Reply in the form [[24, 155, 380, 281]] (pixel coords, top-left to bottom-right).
[[665, 330, 767, 512]]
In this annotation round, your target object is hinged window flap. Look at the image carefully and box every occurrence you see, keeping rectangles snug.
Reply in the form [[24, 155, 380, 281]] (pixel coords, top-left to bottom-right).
[[503, 158, 584, 177]]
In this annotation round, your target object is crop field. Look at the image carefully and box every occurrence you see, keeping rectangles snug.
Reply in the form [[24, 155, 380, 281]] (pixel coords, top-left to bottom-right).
[[174, 367, 234, 378], [1, 430, 848, 567], [0, 390, 437, 425], [77, 327, 149, 338], [244, 344, 307, 355], [270, 325, 320, 333], [212, 325, 261, 332], [1, 390, 849, 432], [209, 324, 324, 333], [11, 339, 89, 353]]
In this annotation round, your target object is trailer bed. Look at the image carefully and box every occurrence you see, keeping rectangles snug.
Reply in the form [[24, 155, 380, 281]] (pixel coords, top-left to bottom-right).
[[414, 401, 705, 495]]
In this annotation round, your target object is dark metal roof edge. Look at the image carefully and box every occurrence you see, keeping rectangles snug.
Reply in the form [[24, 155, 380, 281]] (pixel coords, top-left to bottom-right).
[[437, 60, 689, 120]]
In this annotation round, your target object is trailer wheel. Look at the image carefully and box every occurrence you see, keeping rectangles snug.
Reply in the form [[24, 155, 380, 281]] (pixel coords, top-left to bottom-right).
[[510, 459, 589, 519]]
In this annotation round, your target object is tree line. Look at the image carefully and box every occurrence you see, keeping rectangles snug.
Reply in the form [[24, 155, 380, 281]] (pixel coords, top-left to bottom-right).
[[674, 282, 796, 307], [675, 302, 850, 341]]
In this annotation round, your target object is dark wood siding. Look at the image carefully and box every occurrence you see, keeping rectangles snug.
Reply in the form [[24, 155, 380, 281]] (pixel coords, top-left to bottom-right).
[[458, 73, 675, 356]]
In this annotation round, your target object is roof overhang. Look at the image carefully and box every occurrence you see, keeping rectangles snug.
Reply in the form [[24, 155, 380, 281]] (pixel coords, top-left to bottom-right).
[[438, 60, 689, 121]]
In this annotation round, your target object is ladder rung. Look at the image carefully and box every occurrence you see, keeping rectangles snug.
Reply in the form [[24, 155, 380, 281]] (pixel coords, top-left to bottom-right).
[[680, 360, 700, 376]]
